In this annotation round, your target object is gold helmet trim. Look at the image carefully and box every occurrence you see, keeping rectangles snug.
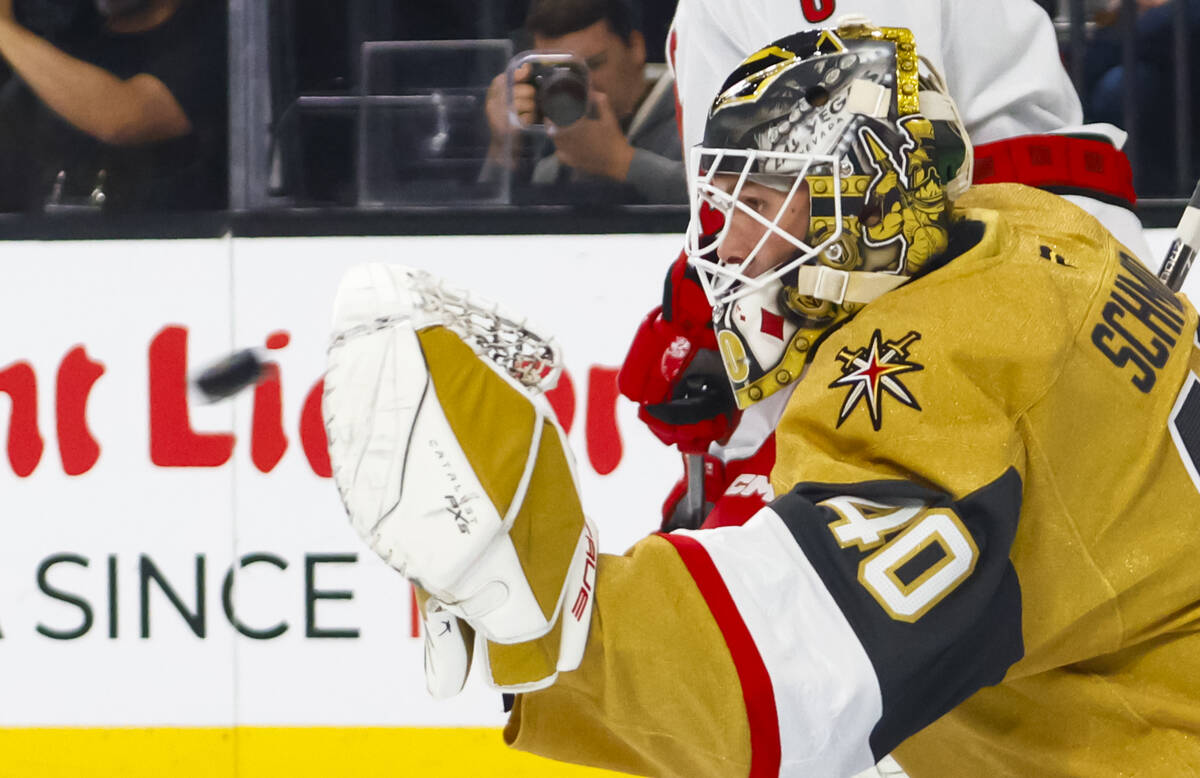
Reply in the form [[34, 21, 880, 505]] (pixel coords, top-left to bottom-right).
[[834, 21, 920, 115]]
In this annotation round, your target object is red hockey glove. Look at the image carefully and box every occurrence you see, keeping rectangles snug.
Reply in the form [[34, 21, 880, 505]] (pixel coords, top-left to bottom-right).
[[659, 248, 717, 333], [636, 350, 737, 455], [618, 252, 739, 455]]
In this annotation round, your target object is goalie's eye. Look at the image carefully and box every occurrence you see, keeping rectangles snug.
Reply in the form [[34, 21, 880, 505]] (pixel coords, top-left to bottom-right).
[[740, 195, 767, 214]]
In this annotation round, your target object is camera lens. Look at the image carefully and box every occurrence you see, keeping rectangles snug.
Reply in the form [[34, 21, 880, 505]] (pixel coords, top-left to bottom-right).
[[538, 67, 588, 127]]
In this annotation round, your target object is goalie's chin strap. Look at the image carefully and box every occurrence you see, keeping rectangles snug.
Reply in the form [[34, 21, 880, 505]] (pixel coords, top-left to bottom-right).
[[792, 263, 910, 305]]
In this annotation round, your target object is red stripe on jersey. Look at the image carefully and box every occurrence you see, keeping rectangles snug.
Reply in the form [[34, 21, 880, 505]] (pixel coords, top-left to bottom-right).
[[661, 532, 781, 777], [667, 26, 678, 75], [973, 135, 1136, 207], [667, 26, 683, 148]]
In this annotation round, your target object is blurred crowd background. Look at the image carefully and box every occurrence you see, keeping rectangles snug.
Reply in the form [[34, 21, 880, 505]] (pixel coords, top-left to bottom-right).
[[0, 0, 1195, 217]]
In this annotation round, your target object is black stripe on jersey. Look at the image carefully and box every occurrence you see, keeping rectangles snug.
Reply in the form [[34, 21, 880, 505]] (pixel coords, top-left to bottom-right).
[[769, 468, 1025, 759], [1170, 374, 1200, 492]]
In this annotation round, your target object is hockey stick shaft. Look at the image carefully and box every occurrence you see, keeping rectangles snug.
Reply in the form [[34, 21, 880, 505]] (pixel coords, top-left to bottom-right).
[[684, 453, 706, 526], [1158, 178, 1200, 292]]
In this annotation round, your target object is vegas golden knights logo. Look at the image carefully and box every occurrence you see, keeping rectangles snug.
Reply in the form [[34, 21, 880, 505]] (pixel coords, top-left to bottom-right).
[[831, 330, 923, 430]]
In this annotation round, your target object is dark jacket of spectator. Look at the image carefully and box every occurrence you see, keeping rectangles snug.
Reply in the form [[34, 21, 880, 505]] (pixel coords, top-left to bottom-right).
[[0, 0, 227, 212]]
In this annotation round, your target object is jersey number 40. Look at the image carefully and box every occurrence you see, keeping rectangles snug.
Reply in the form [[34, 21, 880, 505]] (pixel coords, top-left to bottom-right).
[[823, 496, 979, 623]]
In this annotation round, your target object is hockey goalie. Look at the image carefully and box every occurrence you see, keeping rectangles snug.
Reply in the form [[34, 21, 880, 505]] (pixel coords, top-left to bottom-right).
[[322, 21, 1200, 778]]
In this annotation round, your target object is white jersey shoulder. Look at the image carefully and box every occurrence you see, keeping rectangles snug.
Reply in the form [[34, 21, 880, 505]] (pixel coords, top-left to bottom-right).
[[669, 0, 1082, 153]]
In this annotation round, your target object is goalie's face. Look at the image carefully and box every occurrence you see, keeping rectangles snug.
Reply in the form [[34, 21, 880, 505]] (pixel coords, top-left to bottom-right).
[[712, 174, 811, 281], [686, 147, 840, 310]]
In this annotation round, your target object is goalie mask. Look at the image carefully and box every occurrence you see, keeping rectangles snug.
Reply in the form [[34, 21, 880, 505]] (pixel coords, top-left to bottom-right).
[[686, 21, 972, 409]]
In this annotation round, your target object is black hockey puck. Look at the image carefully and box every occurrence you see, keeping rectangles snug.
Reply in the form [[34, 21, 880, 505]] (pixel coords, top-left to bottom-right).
[[194, 349, 265, 402]]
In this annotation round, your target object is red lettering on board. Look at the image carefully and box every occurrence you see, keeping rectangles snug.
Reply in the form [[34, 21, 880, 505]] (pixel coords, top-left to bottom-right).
[[545, 368, 576, 434], [250, 332, 290, 473], [300, 378, 331, 478], [0, 328, 642, 479], [586, 366, 622, 475], [148, 326, 235, 467], [0, 361, 43, 477], [251, 365, 286, 473], [56, 346, 105, 475]]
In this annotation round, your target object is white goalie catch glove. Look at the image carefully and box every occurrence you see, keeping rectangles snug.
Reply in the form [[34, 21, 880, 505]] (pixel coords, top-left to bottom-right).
[[323, 263, 598, 695]]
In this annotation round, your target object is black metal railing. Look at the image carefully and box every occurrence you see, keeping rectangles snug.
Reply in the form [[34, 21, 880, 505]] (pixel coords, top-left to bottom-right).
[[1061, 0, 1195, 197]]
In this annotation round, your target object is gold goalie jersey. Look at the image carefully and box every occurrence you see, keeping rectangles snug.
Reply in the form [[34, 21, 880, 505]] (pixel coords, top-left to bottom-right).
[[503, 184, 1200, 778]]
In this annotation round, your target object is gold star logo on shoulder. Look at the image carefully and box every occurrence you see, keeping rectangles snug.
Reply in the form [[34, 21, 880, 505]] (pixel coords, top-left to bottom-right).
[[830, 330, 923, 431]]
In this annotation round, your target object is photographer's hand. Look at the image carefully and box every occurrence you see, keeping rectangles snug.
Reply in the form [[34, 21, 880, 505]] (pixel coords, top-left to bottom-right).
[[549, 91, 635, 182], [0, 0, 14, 22], [485, 64, 535, 167]]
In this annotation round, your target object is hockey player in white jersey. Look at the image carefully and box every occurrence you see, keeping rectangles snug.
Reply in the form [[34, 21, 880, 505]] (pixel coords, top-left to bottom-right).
[[671, 0, 1075, 150]]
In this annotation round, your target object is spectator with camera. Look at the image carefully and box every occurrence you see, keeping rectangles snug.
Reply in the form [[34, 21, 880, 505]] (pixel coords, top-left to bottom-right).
[[483, 0, 686, 204], [0, 0, 227, 212]]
